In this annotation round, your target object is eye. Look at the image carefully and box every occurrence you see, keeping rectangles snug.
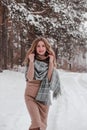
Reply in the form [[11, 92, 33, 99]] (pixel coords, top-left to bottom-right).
[[37, 45, 40, 48], [42, 44, 45, 47]]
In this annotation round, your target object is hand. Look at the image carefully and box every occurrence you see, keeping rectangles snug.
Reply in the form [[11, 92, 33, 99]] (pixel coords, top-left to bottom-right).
[[28, 53, 35, 62], [49, 55, 54, 63]]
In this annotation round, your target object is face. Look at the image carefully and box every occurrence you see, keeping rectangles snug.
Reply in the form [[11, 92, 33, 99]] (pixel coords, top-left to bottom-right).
[[36, 41, 47, 56]]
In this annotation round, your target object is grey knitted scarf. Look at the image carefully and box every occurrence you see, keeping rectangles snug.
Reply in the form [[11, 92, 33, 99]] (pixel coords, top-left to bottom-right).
[[35, 67, 61, 105], [34, 56, 61, 105], [25, 55, 49, 81], [34, 59, 48, 80]]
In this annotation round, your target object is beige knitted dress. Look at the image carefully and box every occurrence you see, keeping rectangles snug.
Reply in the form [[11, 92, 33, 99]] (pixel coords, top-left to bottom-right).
[[24, 59, 54, 130]]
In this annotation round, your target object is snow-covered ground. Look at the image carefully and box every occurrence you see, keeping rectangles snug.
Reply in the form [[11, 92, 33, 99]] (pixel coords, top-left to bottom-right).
[[0, 70, 87, 130]]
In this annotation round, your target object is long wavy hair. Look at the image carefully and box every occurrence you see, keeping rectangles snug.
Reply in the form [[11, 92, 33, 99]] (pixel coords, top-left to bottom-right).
[[23, 37, 57, 67]]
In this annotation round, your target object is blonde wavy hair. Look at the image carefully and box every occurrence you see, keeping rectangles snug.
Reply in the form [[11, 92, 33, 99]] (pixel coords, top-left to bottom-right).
[[23, 37, 57, 67]]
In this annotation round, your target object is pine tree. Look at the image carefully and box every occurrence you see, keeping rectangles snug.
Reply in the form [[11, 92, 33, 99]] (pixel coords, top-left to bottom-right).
[[1, 0, 87, 71]]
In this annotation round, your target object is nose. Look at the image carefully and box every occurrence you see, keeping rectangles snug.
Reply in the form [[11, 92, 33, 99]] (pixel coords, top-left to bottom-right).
[[39, 46, 43, 50]]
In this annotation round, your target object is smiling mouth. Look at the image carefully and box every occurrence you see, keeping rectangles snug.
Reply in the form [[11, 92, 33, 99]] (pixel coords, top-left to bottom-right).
[[39, 51, 44, 53]]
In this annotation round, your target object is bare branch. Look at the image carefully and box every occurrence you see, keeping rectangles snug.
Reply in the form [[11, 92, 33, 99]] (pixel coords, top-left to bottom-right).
[[31, 9, 48, 15]]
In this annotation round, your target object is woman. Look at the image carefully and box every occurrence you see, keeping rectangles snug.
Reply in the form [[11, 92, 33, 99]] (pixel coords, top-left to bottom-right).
[[24, 37, 61, 130]]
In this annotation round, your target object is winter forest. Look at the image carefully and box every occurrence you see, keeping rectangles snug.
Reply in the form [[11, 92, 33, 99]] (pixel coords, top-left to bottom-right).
[[0, 0, 87, 72], [1, 1, 87, 130]]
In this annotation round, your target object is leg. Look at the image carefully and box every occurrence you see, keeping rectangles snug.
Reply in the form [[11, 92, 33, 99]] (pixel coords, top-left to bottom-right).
[[24, 85, 49, 130], [29, 128, 40, 130], [25, 95, 42, 129], [37, 102, 49, 130]]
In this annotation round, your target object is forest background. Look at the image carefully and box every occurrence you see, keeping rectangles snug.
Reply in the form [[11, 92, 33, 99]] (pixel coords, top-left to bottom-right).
[[0, 0, 87, 72]]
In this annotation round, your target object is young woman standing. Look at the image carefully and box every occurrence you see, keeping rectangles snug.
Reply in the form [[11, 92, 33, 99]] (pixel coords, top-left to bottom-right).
[[24, 37, 60, 130]]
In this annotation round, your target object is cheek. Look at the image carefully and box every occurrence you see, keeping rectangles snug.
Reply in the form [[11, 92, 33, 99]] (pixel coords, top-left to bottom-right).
[[44, 47, 46, 52], [36, 48, 39, 53]]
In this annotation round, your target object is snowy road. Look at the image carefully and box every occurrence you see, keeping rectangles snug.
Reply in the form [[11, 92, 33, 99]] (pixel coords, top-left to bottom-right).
[[0, 70, 87, 130]]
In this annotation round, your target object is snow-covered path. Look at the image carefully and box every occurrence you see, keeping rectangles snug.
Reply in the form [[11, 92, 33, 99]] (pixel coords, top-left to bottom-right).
[[0, 70, 87, 130]]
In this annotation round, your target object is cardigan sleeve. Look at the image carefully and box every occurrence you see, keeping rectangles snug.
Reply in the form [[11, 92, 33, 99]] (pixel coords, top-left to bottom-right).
[[47, 62, 54, 81], [26, 61, 34, 81]]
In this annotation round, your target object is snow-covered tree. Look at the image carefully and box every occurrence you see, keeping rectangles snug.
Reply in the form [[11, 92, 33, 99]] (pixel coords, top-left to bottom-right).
[[1, 0, 87, 71]]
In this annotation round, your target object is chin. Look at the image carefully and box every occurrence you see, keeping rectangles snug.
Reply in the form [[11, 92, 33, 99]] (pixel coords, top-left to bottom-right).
[[38, 53, 45, 56]]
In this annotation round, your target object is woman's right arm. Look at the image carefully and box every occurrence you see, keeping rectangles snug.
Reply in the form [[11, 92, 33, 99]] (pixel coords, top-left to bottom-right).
[[47, 55, 54, 81], [26, 54, 35, 81]]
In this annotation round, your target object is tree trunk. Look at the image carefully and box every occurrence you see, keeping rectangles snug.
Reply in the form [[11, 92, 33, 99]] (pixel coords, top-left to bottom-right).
[[21, 42, 25, 65], [0, 24, 3, 71], [0, 5, 3, 71], [2, 7, 8, 69]]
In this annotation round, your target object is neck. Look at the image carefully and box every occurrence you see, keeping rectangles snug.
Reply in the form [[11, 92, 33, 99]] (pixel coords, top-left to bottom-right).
[[35, 54, 49, 63]]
